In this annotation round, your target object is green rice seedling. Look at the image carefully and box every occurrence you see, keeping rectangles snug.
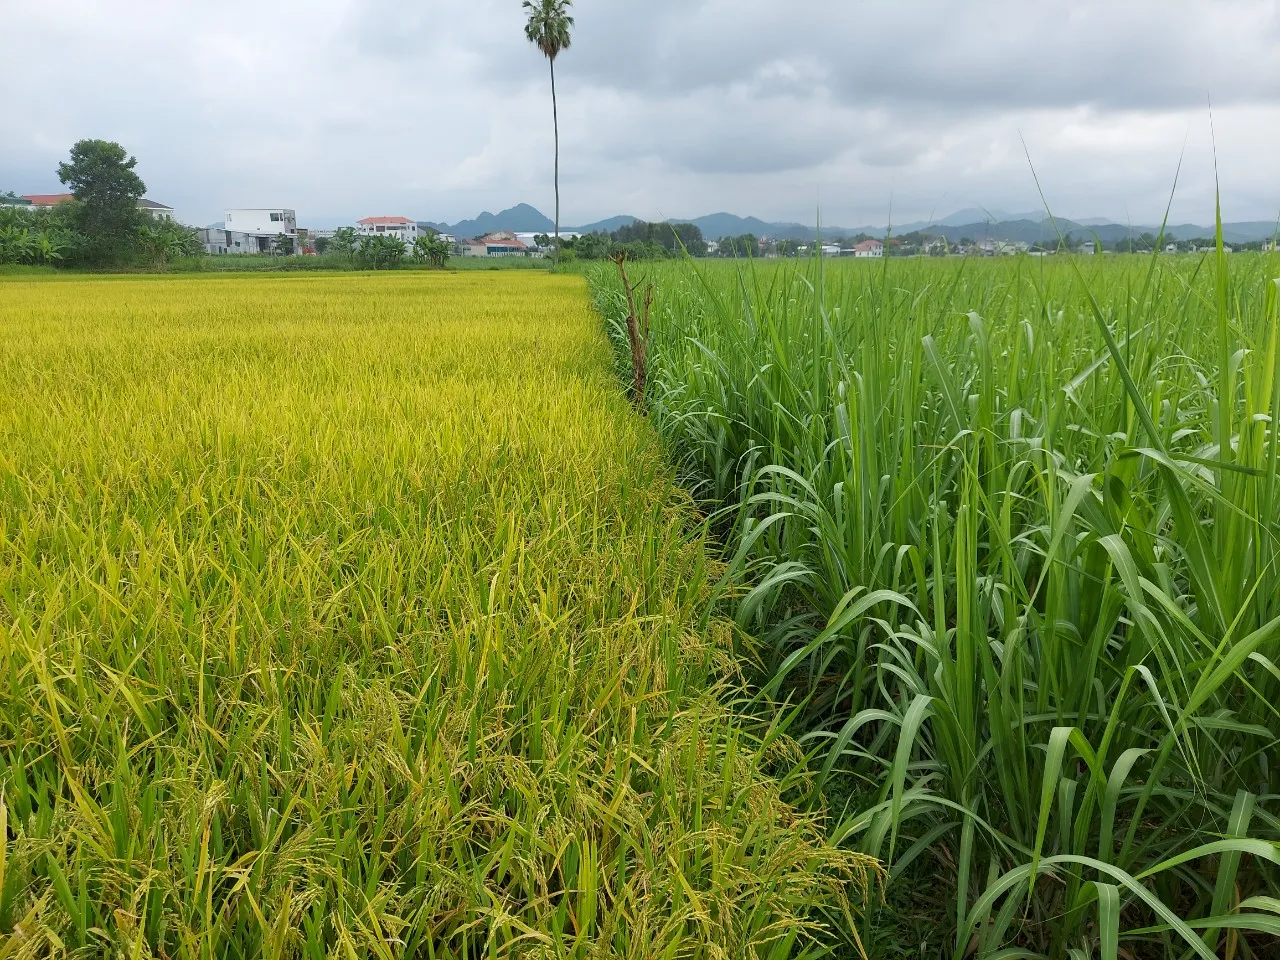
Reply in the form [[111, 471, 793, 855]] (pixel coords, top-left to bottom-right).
[[0, 271, 877, 958], [592, 246, 1280, 958]]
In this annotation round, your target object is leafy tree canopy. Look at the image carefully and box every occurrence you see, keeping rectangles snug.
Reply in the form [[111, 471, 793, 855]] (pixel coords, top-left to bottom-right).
[[523, 0, 573, 61], [58, 140, 145, 236], [56, 139, 149, 262]]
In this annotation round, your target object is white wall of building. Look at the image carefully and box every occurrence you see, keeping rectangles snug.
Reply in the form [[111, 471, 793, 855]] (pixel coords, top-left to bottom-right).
[[226, 209, 297, 235], [197, 228, 261, 254], [138, 202, 175, 222], [356, 218, 418, 240]]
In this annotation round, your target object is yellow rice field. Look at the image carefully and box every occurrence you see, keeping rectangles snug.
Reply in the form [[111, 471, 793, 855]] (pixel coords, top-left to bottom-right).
[[0, 272, 869, 959]]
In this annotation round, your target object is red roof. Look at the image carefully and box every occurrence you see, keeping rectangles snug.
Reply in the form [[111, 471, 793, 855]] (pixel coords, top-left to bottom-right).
[[480, 233, 526, 247], [854, 240, 883, 251], [358, 216, 414, 225], [23, 193, 75, 206]]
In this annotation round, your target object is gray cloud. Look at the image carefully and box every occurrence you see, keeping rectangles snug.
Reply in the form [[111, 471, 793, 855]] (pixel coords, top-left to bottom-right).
[[3, 0, 1278, 228], [554, 1, 1280, 110]]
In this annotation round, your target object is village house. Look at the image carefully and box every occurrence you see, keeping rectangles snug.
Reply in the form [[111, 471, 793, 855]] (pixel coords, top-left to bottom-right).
[[463, 232, 529, 257], [357, 216, 419, 242], [220, 209, 297, 253], [19, 193, 176, 220], [853, 239, 884, 258]]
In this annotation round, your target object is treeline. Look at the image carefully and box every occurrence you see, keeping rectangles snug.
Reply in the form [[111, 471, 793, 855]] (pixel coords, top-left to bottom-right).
[[544, 222, 893, 261], [315, 228, 450, 269], [542, 221, 703, 261], [545, 221, 718, 261], [1, 140, 201, 268]]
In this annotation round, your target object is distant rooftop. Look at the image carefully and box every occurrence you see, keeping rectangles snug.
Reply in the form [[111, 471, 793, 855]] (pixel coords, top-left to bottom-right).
[[358, 216, 414, 225], [21, 194, 173, 209], [22, 193, 74, 206]]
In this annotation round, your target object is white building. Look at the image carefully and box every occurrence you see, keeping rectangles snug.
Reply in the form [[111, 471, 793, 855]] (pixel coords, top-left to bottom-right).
[[225, 208, 296, 238], [219, 209, 297, 253], [137, 199, 176, 221], [853, 239, 884, 258], [196, 227, 262, 255], [357, 216, 418, 241], [1079, 240, 1097, 255]]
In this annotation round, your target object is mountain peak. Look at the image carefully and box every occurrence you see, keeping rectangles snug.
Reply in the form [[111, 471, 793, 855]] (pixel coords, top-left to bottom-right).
[[425, 204, 555, 237]]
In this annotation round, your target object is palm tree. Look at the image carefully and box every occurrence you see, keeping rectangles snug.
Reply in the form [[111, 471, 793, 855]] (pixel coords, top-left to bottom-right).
[[523, 0, 574, 245]]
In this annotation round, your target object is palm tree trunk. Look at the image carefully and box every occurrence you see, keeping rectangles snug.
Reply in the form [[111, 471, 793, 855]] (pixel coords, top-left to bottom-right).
[[550, 56, 559, 242]]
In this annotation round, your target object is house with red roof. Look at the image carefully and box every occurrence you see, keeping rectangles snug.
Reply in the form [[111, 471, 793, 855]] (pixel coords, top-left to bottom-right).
[[357, 216, 419, 242], [853, 239, 884, 258], [462, 231, 529, 257], [21, 193, 75, 207], [19, 193, 177, 221]]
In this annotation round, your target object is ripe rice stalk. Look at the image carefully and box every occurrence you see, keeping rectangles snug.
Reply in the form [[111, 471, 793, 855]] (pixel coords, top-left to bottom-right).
[[0, 270, 877, 959]]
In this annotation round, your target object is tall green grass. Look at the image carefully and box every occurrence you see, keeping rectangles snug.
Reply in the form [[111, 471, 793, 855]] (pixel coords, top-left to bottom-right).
[[0, 272, 873, 959], [592, 250, 1280, 958]]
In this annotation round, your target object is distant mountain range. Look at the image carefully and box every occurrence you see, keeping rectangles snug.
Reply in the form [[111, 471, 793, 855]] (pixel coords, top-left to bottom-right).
[[420, 204, 555, 237], [417, 203, 1280, 246]]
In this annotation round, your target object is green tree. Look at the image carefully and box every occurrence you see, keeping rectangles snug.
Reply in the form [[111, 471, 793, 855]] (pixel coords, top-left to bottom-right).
[[56, 139, 146, 261], [0, 226, 38, 264], [136, 220, 202, 268], [329, 227, 357, 259], [412, 233, 450, 268], [576, 231, 613, 260], [719, 234, 758, 257], [0, 202, 86, 266], [313, 236, 330, 255], [382, 235, 407, 265], [34, 232, 67, 264], [273, 233, 295, 256], [523, 0, 574, 246], [356, 234, 407, 269], [668, 222, 707, 256]]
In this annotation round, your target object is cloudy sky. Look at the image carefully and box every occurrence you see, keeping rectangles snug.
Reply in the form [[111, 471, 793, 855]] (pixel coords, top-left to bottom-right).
[[5, 0, 1280, 228]]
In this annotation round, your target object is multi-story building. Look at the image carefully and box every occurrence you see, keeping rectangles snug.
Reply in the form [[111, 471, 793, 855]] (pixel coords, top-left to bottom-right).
[[197, 227, 258, 255], [356, 216, 419, 242], [222, 209, 297, 253], [137, 199, 176, 221]]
